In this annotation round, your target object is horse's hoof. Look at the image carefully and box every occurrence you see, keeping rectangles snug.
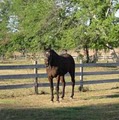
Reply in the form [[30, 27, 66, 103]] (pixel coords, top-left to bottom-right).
[[50, 99, 54, 102], [70, 96, 73, 99], [60, 98, 63, 101], [56, 100, 60, 103], [50, 100, 54, 103], [61, 96, 64, 100]]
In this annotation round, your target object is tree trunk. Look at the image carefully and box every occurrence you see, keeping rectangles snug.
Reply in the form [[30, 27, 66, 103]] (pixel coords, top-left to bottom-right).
[[84, 45, 90, 63]]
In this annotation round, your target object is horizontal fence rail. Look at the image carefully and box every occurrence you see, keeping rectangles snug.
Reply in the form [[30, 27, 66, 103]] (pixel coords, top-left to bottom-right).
[[79, 62, 119, 67], [79, 61, 119, 90], [0, 61, 119, 93], [0, 64, 45, 70], [0, 72, 81, 80]]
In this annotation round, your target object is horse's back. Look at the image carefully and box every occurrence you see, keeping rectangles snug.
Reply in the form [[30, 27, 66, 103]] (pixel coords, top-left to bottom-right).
[[60, 53, 75, 74], [60, 53, 75, 65]]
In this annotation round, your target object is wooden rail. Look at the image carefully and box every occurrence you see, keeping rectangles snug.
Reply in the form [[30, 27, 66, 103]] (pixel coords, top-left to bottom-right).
[[79, 61, 119, 90], [0, 61, 119, 93]]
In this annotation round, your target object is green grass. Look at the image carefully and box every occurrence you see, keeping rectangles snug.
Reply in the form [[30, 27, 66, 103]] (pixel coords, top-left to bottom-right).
[[0, 102, 119, 120], [0, 104, 119, 120], [0, 59, 119, 120], [0, 87, 119, 120]]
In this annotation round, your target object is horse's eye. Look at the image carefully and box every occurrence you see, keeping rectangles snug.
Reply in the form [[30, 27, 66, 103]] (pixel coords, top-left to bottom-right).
[[46, 52, 49, 54], [46, 51, 50, 56]]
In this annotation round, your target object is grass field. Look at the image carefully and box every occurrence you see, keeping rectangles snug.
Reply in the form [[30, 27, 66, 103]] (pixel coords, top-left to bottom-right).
[[0, 59, 119, 120], [0, 87, 119, 120]]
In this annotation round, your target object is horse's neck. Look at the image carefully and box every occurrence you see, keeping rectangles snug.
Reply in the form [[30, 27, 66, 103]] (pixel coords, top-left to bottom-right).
[[53, 51, 59, 58], [50, 51, 60, 66]]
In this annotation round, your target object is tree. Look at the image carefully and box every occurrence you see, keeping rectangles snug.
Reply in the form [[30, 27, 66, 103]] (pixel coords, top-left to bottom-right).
[[0, 0, 13, 58], [0, 0, 119, 61], [13, 0, 54, 48], [69, 0, 119, 62]]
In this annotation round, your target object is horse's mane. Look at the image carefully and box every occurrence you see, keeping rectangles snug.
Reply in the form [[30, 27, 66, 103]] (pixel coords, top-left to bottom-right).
[[49, 49, 60, 66], [51, 49, 59, 58]]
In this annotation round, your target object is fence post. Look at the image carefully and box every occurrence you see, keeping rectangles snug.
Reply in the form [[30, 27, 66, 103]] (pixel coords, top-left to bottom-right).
[[34, 61, 38, 94], [79, 60, 83, 91]]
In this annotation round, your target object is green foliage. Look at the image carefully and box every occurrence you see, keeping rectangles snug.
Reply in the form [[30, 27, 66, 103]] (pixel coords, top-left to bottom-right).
[[0, 0, 119, 58], [72, 0, 119, 50], [10, 0, 55, 51]]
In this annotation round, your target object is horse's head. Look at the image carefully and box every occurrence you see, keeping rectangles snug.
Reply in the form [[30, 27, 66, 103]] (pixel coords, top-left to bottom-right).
[[44, 48, 53, 67], [44, 48, 58, 67]]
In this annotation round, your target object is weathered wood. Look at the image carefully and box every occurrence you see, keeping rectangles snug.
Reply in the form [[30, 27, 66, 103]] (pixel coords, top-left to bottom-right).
[[0, 83, 34, 90], [0, 81, 81, 89], [0, 74, 37, 80], [0, 72, 81, 80], [79, 60, 83, 91], [83, 71, 119, 75], [79, 62, 119, 67], [34, 61, 38, 94], [0, 78, 118, 90], [0, 64, 45, 70], [38, 81, 81, 87], [0, 62, 119, 91], [82, 79, 119, 85], [0, 63, 118, 70]]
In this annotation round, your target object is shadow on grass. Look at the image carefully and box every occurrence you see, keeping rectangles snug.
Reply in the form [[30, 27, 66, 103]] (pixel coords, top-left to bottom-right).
[[106, 94, 119, 98], [83, 93, 119, 100], [0, 103, 119, 120]]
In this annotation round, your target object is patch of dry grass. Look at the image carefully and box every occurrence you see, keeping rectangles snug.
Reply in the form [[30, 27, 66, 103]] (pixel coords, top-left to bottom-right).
[[0, 85, 119, 108], [0, 59, 119, 120], [0, 86, 119, 120]]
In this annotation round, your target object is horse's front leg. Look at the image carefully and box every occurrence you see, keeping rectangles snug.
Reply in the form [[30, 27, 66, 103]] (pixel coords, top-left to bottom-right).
[[48, 77, 54, 102], [56, 75, 60, 102]]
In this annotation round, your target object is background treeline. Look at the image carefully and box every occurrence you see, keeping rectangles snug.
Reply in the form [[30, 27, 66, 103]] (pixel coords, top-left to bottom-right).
[[0, 0, 119, 62]]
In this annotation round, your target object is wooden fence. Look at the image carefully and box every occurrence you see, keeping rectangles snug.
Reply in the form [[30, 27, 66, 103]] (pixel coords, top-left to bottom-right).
[[0, 61, 119, 93]]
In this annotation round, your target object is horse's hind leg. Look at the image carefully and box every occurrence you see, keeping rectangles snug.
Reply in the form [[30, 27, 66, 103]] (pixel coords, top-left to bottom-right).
[[60, 76, 66, 99], [69, 71, 75, 98]]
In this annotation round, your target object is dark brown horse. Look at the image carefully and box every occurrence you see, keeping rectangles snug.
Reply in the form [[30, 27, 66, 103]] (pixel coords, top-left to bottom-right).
[[44, 48, 75, 102]]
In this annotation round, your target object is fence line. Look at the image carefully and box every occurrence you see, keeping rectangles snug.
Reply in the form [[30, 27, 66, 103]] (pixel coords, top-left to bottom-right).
[[0, 61, 119, 93], [79, 60, 119, 90]]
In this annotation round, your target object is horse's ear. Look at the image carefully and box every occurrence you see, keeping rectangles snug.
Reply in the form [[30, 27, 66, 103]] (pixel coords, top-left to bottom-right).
[[43, 46, 46, 50], [43, 44, 52, 51], [47, 44, 51, 50]]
